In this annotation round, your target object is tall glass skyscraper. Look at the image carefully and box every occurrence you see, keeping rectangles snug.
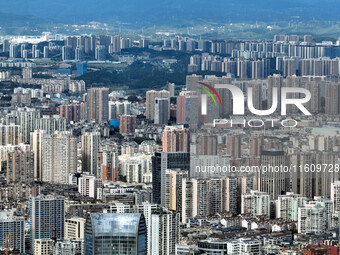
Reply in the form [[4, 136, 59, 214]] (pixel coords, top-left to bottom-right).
[[85, 213, 147, 255], [152, 152, 190, 205]]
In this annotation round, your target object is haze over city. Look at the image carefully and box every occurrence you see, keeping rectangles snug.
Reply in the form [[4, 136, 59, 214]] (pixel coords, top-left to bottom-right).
[[1, 1, 340, 255]]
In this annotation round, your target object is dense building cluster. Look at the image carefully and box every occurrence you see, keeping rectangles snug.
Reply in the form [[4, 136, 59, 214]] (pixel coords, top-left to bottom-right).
[[1, 33, 340, 255]]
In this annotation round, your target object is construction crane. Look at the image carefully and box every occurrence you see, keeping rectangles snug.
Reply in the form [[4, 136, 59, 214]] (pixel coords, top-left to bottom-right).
[[5, 232, 10, 255]]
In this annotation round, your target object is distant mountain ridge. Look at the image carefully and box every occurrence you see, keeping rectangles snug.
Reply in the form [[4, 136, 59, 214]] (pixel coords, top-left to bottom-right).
[[0, 0, 339, 26]]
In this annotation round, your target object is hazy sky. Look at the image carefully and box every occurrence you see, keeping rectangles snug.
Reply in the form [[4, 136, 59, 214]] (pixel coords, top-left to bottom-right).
[[0, 0, 339, 25]]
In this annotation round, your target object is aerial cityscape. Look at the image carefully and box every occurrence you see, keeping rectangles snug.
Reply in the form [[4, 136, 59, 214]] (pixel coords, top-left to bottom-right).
[[1, 0, 340, 254]]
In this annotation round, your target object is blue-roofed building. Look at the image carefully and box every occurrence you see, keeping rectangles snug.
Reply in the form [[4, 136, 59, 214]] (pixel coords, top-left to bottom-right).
[[109, 120, 120, 128], [77, 61, 87, 77], [85, 213, 147, 255]]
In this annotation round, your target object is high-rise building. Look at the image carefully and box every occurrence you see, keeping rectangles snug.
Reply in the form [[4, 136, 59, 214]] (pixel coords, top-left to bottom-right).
[[22, 49, 28, 59], [196, 180, 211, 216], [90, 35, 97, 53], [81, 131, 100, 175], [259, 149, 290, 200], [186, 39, 197, 51], [239, 176, 255, 195], [298, 201, 327, 234], [162, 125, 190, 152], [62, 45, 72, 61], [0, 124, 21, 145], [59, 103, 81, 121], [176, 91, 199, 126], [168, 82, 175, 97], [178, 39, 186, 51], [267, 74, 283, 114], [71, 80, 86, 94], [152, 152, 190, 205], [325, 82, 340, 115], [42, 131, 77, 184], [241, 190, 270, 217], [76, 61, 87, 77], [154, 98, 168, 125], [75, 46, 84, 61], [0, 210, 25, 253], [6, 147, 34, 184], [31, 44, 38, 58], [151, 210, 180, 255], [64, 217, 86, 240], [304, 80, 321, 114], [331, 181, 340, 213], [198, 135, 217, 155], [31, 44, 39, 58], [119, 115, 136, 134], [120, 38, 132, 49], [237, 59, 251, 79], [282, 58, 298, 77], [30, 195, 65, 249], [163, 39, 171, 48], [276, 192, 308, 221], [43, 46, 49, 58], [223, 177, 239, 215], [109, 203, 179, 255], [2, 39, 9, 53], [247, 80, 263, 113], [85, 213, 147, 255], [30, 130, 44, 181], [190, 155, 230, 179], [97, 150, 118, 182], [9, 44, 18, 58], [177, 176, 243, 218], [78, 175, 103, 198], [34, 49, 40, 58], [186, 74, 203, 92], [22, 67, 32, 82], [95, 45, 106, 61], [109, 101, 131, 120], [176, 93, 186, 124], [65, 36, 77, 50], [146, 90, 170, 121], [291, 151, 339, 198], [226, 134, 242, 158], [180, 178, 198, 223], [109, 35, 121, 53], [208, 179, 225, 216], [11, 107, 41, 144], [249, 134, 263, 158], [11, 92, 31, 106], [35, 115, 67, 135], [163, 169, 188, 211], [251, 60, 264, 79], [118, 154, 152, 183], [304, 35, 313, 43], [79, 101, 88, 120], [0, 144, 30, 172], [139, 38, 149, 48], [87, 87, 109, 123]]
